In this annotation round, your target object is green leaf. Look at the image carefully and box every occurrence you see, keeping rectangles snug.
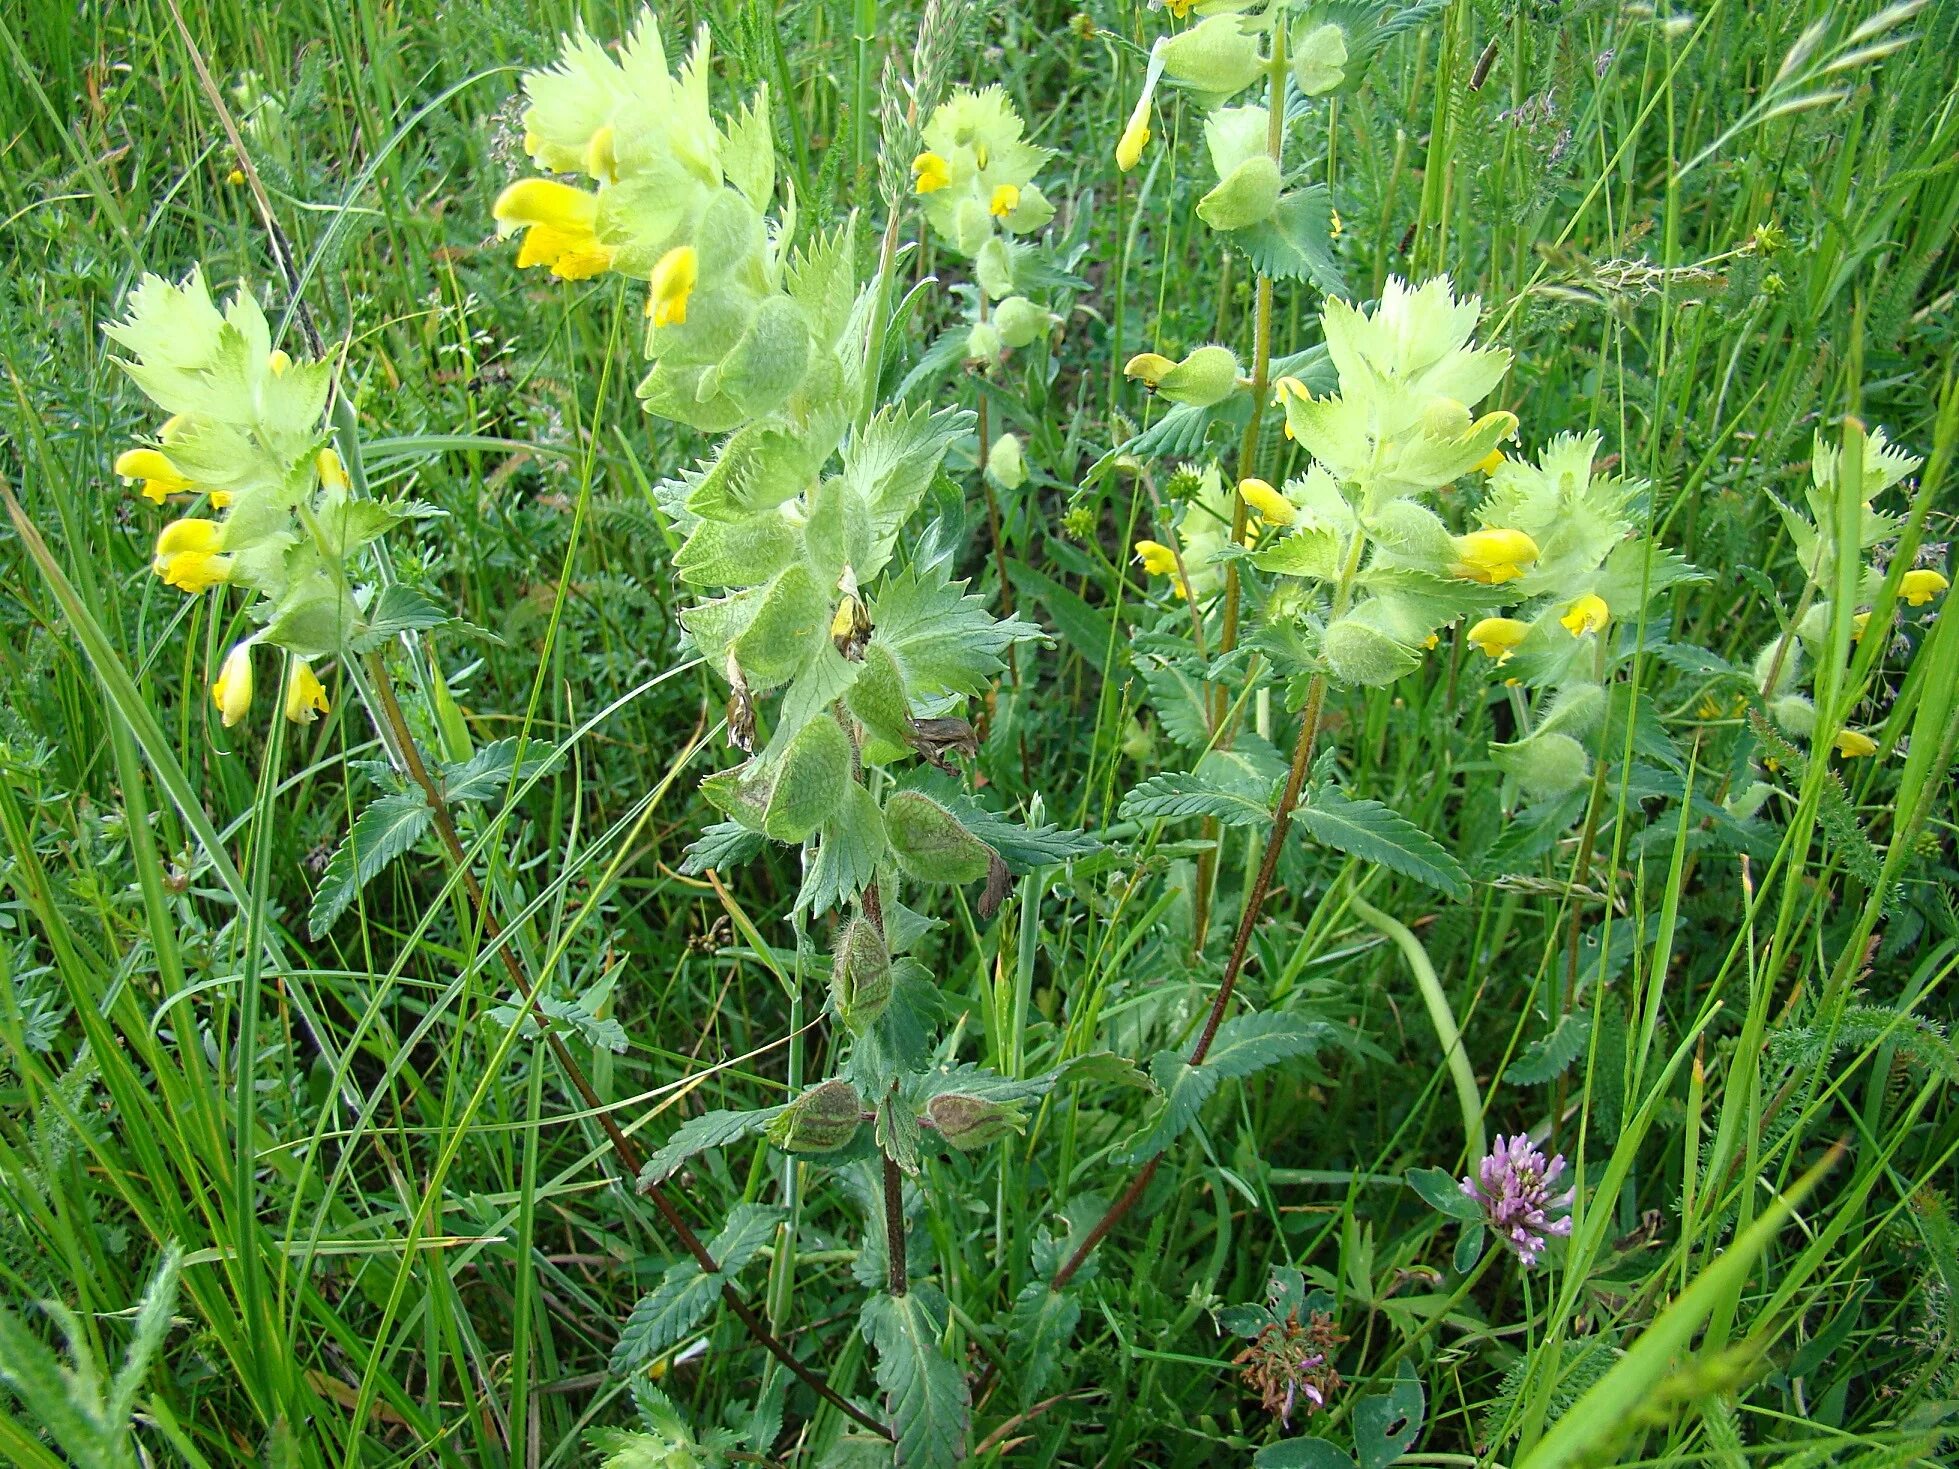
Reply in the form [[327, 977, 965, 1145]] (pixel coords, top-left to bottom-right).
[[706, 1203, 786, 1276], [1006, 559, 1119, 677], [1007, 1281, 1080, 1408], [1255, 1440, 1357, 1469], [797, 782, 888, 915], [680, 820, 766, 876], [869, 566, 1046, 700], [1354, 1360, 1425, 1469], [861, 1287, 970, 1469], [942, 795, 1101, 871], [1503, 1011, 1593, 1086], [1120, 1013, 1333, 1163], [439, 738, 546, 805], [307, 788, 434, 937], [1405, 1166, 1481, 1222], [1453, 1223, 1486, 1275], [1235, 184, 1346, 293], [640, 1106, 784, 1189], [1296, 787, 1469, 899], [877, 1088, 926, 1176], [354, 582, 449, 649], [610, 1263, 723, 1373], [1120, 770, 1274, 827]]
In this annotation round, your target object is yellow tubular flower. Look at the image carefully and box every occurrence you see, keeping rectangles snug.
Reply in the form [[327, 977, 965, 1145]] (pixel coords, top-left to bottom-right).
[[213, 643, 255, 728], [647, 246, 699, 328], [493, 179, 614, 281], [584, 124, 617, 183], [1474, 449, 1505, 474], [1116, 114, 1151, 172], [114, 447, 194, 505], [1122, 352, 1175, 389], [153, 519, 232, 593], [1237, 477, 1295, 527], [1834, 728, 1878, 759], [1133, 539, 1179, 578], [317, 448, 349, 492], [989, 184, 1021, 218], [1560, 593, 1610, 638], [269, 349, 292, 376], [1467, 617, 1529, 663], [1901, 568, 1949, 606], [210, 490, 234, 508], [1450, 528, 1541, 585], [284, 659, 330, 724], [1849, 611, 1872, 643], [912, 152, 952, 194]]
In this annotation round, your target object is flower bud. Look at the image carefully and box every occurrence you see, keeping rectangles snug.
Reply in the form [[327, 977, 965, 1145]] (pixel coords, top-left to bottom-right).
[[1769, 693, 1816, 737], [884, 791, 993, 885], [966, 319, 1005, 363], [1323, 612, 1421, 688], [1493, 731, 1592, 798], [768, 1079, 865, 1154], [212, 642, 255, 728], [975, 237, 1016, 300], [1124, 345, 1241, 407], [831, 918, 893, 1032], [925, 1092, 1027, 1151]]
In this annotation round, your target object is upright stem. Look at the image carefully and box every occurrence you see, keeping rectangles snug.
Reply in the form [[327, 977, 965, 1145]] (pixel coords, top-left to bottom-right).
[[362, 653, 889, 1440], [883, 1152, 909, 1297]]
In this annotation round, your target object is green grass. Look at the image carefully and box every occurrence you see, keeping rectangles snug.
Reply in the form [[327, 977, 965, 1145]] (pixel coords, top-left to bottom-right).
[[1, 0, 1956, 1466]]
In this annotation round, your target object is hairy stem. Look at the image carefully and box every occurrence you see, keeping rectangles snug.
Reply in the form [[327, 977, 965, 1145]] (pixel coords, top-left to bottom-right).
[[363, 653, 889, 1439], [883, 1151, 909, 1297]]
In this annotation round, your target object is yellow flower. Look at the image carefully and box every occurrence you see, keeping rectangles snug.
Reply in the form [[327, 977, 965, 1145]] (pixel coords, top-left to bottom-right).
[[1834, 728, 1878, 759], [647, 246, 698, 328], [317, 448, 349, 492], [115, 447, 194, 505], [269, 348, 291, 376], [226, 167, 245, 185], [152, 519, 231, 593], [1560, 593, 1610, 637], [213, 643, 254, 728], [1467, 617, 1529, 663], [912, 151, 952, 194], [1133, 539, 1178, 577], [492, 179, 614, 281], [1901, 568, 1949, 606], [1849, 610, 1871, 643], [284, 659, 330, 724], [1167, 0, 1196, 17], [989, 183, 1021, 218], [1450, 528, 1540, 585], [210, 490, 233, 508], [1474, 449, 1505, 474], [1116, 113, 1151, 172], [1423, 632, 1440, 650], [1329, 208, 1343, 239], [1237, 477, 1294, 527]]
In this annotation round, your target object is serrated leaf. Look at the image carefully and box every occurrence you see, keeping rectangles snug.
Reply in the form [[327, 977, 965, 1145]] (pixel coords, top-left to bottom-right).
[[1504, 1011, 1592, 1086], [1121, 1013, 1332, 1163], [610, 1262, 723, 1373], [680, 820, 766, 876], [1007, 1281, 1080, 1407], [1235, 184, 1346, 293], [307, 788, 434, 937], [354, 582, 449, 649], [640, 1106, 783, 1188], [1478, 792, 1588, 877], [877, 1089, 926, 1176], [440, 737, 546, 805], [869, 566, 1046, 700], [797, 782, 888, 915], [1406, 1166, 1482, 1222], [944, 795, 1101, 871], [1297, 787, 1469, 899], [1120, 770, 1274, 827], [861, 1287, 969, 1469], [706, 1203, 786, 1275]]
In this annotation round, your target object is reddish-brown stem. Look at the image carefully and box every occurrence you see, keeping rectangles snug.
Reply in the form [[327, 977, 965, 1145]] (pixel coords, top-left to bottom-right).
[[1052, 675, 1328, 1289], [883, 1150, 909, 1298], [365, 655, 889, 1439]]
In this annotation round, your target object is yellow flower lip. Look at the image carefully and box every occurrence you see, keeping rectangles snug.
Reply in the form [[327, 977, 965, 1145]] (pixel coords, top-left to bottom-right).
[[493, 178, 614, 280], [317, 448, 349, 492], [1900, 568, 1948, 606], [1133, 539, 1178, 577], [1474, 448, 1506, 475], [284, 659, 330, 724], [912, 151, 952, 194], [1450, 527, 1540, 586], [1467, 616, 1529, 663], [153, 518, 231, 593], [1116, 114, 1151, 173], [1237, 476, 1294, 528], [647, 245, 699, 328], [1834, 728, 1878, 759], [1123, 351, 1176, 388], [584, 124, 617, 183], [1560, 592, 1610, 638], [115, 446, 194, 504], [989, 183, 1021, 218]]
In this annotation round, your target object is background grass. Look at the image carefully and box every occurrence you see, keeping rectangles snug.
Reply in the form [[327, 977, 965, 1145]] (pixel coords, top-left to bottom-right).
[[1, 0, 1956, 1465]]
